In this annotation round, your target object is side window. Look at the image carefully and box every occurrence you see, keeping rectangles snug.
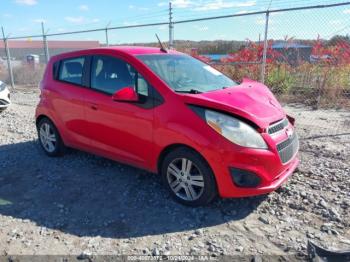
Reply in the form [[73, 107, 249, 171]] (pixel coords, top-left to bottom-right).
[[91, 55, 149, 97], [58, 57, 85, 85], [137, 74, 149, 96], [53, 61, 60, 80], [126, 64, 149, 97], [91, 55, 133, 94]]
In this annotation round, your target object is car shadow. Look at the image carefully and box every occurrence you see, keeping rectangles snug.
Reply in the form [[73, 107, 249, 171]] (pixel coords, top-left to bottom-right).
[[0, 140, 266, 239]]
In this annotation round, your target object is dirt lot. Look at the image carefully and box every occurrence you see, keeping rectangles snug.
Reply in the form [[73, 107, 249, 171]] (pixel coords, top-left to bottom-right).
[[0, 88, 349, 260]]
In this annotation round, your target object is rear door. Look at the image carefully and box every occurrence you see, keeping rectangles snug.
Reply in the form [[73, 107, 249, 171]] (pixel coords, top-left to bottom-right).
[[50, 56, 91, 148], [83, 55, 162, 169]]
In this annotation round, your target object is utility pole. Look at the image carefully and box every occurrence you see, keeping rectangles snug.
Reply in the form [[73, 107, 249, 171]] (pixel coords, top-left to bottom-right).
[[169, 2, 174, 49], [1, 27, 15, 89], [261, 11, 270, 84], [41, 22, 50, 64]]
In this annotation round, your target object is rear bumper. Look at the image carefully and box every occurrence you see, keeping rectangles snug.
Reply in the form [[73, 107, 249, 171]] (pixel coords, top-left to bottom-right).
[[0, 102, 11, 108], [0, 88, 11, 108]]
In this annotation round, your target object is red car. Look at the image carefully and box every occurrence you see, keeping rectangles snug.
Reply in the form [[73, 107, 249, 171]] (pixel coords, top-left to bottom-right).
[[35, 47, 299, 206]]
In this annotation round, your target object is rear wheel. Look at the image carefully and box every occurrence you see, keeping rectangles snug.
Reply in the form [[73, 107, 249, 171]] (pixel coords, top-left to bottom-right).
[[161, 147, 217, 206], [37, 118, 65, 157]]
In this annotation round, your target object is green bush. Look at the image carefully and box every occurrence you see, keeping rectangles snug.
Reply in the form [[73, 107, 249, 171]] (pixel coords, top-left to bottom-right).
[[265, 65, 295, 94]]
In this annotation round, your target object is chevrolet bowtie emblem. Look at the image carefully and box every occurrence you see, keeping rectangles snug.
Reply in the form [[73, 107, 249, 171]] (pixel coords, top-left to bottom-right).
[[286, 128, 293, 138]]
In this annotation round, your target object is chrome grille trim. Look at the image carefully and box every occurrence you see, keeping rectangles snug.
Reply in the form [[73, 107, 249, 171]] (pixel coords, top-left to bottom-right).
[[277, 132, 299, 164], [268, 118, 289, 135]]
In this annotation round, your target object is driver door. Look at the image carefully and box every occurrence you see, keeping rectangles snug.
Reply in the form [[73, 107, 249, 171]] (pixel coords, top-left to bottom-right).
[[83, 55, 155, 169]]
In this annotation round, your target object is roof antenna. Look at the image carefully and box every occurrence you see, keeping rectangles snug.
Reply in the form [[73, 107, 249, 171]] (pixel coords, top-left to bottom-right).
[[155, 34, 168, 53]]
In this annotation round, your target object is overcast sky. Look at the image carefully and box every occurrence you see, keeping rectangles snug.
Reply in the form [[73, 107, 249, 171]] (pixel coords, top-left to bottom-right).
[[1, 0, 349, 43]]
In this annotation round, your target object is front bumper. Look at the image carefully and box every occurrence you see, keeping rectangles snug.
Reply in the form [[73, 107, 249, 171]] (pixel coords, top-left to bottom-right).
[[251, 157, 299, 194], [228, 156, 299, 197], [203, 124, 299, 198], [211, 150, 299, 198]]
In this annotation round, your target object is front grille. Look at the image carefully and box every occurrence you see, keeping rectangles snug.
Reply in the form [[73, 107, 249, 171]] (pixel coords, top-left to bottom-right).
[[268, 118, 289, 135], [277, 132, 299, 164], [0, 99, 9, 106]]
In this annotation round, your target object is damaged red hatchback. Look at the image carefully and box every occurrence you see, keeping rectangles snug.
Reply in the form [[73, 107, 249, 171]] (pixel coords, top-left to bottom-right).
[[35, 47, 299, 206]]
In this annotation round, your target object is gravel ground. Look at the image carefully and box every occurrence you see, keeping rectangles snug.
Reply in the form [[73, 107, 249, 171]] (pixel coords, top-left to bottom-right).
[[0, 88, 349, 260]]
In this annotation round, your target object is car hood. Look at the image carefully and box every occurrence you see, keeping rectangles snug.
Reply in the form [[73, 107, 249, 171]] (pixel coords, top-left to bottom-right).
[[181, 79, 286, 129]]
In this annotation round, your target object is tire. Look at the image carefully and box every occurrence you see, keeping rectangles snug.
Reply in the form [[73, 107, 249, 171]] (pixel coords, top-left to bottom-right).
[[161, 147, 217, 206], [36, 117, 65, 157]]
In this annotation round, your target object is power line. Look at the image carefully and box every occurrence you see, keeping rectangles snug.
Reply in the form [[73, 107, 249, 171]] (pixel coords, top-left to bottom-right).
[[172, 0, 333, 22], [326, 23, 350, 38], [173, 0, 336, 19], [2, 1, 350, 40], [267, 0, 274, 10], [13, 9, 169, 39], [174, 2, 350, 24]]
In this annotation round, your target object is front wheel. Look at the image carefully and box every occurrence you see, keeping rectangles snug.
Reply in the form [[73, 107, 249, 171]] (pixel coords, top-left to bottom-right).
[[161, 147, 217, 206]]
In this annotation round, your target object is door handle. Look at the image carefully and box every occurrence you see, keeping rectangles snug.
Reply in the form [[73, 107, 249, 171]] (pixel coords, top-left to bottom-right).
[[90, 103, 98, 110]]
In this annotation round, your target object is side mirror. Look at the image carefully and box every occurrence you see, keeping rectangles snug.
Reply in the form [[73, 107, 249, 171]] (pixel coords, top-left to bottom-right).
[[112, 87, 139, 102]]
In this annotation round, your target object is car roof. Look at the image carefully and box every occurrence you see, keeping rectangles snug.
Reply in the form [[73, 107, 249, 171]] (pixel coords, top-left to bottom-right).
[[51, 46, 182, 60], [101, 46, 182, 55]]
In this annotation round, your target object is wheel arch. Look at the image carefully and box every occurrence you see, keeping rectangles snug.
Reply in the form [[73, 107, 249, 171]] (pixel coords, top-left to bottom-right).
[[157, 143, 219, 205], [36, 114, 51, 127], [36, 114, 66, 156], [157, 143, 215, 176], [35, 114, 64, 142]]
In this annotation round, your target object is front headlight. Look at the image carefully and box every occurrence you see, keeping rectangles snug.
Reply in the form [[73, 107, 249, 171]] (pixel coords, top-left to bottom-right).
[[205, 109, 268, 149]]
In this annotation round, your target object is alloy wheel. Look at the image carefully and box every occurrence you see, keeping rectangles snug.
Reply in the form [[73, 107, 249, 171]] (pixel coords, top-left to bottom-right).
[[39, 122, 57, 153], [166, 158, 205, 201]]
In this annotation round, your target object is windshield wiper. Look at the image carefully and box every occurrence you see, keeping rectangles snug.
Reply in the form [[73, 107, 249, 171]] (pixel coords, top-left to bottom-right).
[[175, 89, 203, 94]]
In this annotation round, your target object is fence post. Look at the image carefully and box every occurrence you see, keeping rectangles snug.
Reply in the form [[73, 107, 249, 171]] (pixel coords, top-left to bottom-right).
[[261, 11, 270, 83], [105, 28, 109, 46], [169, 2, 174, 49], [1, 27, 15, 89], [105, 21, 111, 47], [41, 22, 50, 64]]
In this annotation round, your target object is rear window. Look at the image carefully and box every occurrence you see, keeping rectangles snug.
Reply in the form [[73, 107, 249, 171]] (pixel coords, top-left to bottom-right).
[[58, 57, 85, 86]]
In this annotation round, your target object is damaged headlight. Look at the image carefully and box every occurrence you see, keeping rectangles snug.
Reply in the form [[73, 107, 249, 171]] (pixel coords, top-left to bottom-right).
[[205, 109, 268, 149]]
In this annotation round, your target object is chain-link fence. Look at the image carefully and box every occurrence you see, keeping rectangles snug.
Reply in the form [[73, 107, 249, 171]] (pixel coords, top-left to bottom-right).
[[173, 2, 350, 109], [1, 1, 350, 110]]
